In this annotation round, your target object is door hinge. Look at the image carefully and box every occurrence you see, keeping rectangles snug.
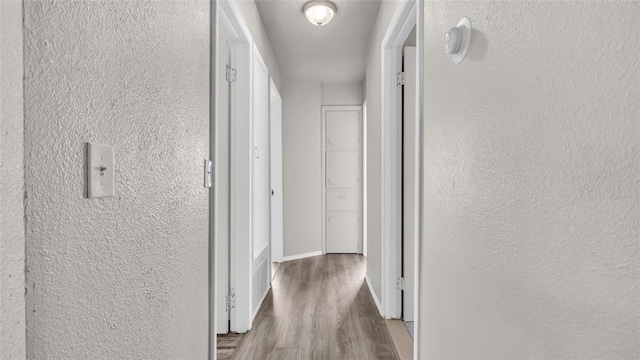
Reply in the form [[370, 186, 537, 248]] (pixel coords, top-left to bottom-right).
[[226, 289, 236, 311], [226, 65, 236, 82], [204, 159, 213, 188], [396, 72, 405, 86], [396, 277, 405, 290]]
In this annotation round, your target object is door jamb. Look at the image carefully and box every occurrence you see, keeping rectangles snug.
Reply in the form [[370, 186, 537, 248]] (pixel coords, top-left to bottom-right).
[[415, 1, 424, 357], [209, 0, 217, 358], [362, 100, 368, 258], [220, 0, 254, 334], [380, 0, 416, 322]]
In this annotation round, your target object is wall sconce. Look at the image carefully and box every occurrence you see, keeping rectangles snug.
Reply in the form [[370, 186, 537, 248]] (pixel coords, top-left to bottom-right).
[[303, 1, 337, 27], [444, 17, 471, 64]]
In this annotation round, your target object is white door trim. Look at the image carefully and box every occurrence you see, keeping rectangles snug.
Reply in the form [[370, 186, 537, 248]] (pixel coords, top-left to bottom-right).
[[362, 100, 368, 258], [209, 1, 217, 358], [414, 0, 424, 358], [220, 0, 254, 334], [380, 0, 416, 321]]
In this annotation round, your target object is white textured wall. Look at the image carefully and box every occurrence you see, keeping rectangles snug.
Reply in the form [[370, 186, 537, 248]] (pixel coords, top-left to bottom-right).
[[23, 1, 210, 358], [282, 77, 323, 257], [364, 0, 402, 306], [0, 1, 26, 358], [234, 0, 282, 91], [282, 78, 363, 258], [419, 2, 640, 358], [321, 83, 363, 105]]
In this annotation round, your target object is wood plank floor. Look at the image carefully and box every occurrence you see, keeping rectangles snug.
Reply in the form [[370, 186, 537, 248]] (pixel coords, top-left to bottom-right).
[[217, 332, 246, 360], [231, 254, 400, 360], [385, 320, 413, 360]]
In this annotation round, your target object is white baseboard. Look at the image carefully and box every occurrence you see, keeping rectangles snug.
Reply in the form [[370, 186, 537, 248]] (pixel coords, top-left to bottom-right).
[[282, 250, 323, 262], [365, 273, 383, 317]]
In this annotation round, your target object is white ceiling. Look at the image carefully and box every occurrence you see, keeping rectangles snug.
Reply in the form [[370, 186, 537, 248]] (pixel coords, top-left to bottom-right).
[[255, 0, 382, 83]]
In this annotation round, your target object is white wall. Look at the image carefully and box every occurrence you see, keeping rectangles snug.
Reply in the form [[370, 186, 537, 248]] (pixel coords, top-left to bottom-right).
[[419, 2, 640, 358], [235, 0, 282, 91], [0, 1, 26, 358], [282, 77, 322, 257], [282, 78, 362, 258], [404, 26, 416, 47], [321, 83, 363, 105], [23, 1, 210, 358], [363, 0, 403, 308]]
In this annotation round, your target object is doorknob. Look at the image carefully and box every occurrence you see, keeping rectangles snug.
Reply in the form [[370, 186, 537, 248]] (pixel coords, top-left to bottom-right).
[[271, 189, 275, 196]]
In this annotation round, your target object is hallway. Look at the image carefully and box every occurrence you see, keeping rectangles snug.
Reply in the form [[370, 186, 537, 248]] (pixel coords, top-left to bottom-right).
[[225, 255, 400, 359], [3, 0, 639, 358]]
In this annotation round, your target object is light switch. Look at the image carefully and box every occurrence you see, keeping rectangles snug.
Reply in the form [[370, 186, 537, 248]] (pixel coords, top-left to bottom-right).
[[88, 143, 114, 198]]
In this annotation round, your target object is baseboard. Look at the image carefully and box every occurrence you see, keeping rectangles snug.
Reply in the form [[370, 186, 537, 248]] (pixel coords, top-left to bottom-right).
[[365, 273, 383, 317], [282, 250, 323, 262]]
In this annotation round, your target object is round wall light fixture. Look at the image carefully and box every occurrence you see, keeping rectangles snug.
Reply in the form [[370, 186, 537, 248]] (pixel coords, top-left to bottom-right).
[[444, 17, 471, 64], [303, 1, 337, 27]]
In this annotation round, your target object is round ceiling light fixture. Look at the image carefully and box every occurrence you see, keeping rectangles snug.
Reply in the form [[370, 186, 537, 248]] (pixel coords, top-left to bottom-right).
[[302, 1, 337, 27]]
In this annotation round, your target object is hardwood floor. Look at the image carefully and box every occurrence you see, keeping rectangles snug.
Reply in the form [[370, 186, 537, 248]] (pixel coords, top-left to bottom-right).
[[217, 333, 246, 360], [231, 254, 400, 360], [385, 320, 413, 360]]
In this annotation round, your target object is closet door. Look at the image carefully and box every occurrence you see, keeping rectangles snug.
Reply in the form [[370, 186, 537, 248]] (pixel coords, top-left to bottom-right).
[[322, 106, 362, 253]]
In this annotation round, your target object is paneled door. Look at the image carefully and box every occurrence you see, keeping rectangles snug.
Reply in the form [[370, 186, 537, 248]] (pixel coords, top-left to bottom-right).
[[269, 79, 283, 265], [252, 47, 270, 261], [322, 106, 362, 253]]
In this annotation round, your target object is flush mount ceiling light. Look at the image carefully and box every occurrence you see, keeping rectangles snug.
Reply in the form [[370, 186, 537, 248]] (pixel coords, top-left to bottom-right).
[[303, 1, 337, 27]]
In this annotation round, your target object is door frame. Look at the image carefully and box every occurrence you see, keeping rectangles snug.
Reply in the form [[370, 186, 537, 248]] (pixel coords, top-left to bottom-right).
[[214, 23, 232, 338], [380, 0, 416, 321], [381, 1, 424, 358], [415, 1, 424, 356], [321, 105, 364, 255], [362, 100, 368, 258], [209, 0, 217, 357], [270, 79, 284, 264], [219, 0, 254, 334]]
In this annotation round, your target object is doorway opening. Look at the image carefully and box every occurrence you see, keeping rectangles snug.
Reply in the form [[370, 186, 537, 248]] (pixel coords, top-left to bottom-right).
[[380, 0, 418, 346], [214, 0, 423, 358]]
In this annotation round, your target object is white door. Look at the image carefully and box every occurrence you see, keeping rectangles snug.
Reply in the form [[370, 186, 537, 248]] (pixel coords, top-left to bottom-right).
[[216, 34, 231, 334], [252, 48, 270, 260], [402, 46, 416, 322], [322, 106, 362, 254], [269, 80, 283, 264]]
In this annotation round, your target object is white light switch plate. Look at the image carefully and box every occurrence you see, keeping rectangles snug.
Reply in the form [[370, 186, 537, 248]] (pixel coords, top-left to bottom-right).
[[88, 143, 114, 198]]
